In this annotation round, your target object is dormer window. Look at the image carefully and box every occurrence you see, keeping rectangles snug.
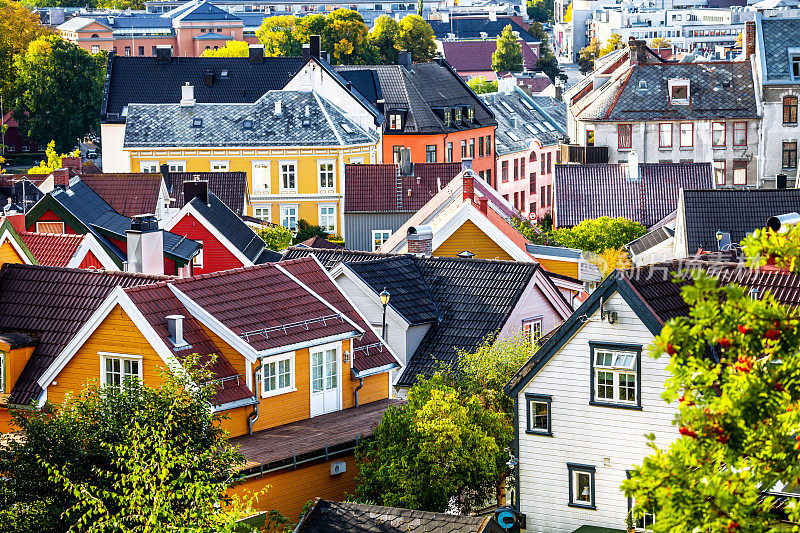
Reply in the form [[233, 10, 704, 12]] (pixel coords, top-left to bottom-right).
[[466, 105, 474, 122], [388, 113, 402, 130], [790, 49, 800, 80], [455, 107, 462, 125], [243, 119, 253, 130], [192, 118, 203, 127], [638, 80, 647, 91], [668, 79, 690, 105], [444, 108, 452, 126]]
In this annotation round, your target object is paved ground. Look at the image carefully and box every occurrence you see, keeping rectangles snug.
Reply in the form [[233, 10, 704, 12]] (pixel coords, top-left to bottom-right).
[[79, 141, 102, 170], [558, 59, 585, 90]]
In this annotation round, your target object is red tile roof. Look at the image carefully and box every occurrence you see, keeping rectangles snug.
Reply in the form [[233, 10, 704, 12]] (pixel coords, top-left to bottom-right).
[[442, 40, 539, 73], [345, 163, 462, 213], [18, 232, 84, 268], [78, 174, 163, 217]]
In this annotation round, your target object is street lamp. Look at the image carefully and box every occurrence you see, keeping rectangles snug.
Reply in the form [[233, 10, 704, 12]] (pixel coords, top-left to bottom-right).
[[380, 288, 390, 340]]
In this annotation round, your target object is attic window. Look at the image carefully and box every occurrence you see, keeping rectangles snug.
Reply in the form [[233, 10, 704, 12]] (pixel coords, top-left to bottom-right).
[[454, 107, 462, 125], [521, 99, 534, 110], [341, 123, 354, 133], [243, 119, 253, 129], [192, 118, 203, 127], [388, 113, 402, 130], [792, 55, 800, 80], [638, 80, 647, 90], [544, 122, 555, 131], [525, 124, 537, 134], [668, 79, 690, 105], [444, 108, 452, 126], [466, 105, 474, 122]]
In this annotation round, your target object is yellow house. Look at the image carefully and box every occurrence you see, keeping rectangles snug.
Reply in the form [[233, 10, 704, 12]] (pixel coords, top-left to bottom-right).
[[123, 87, 380, 238]]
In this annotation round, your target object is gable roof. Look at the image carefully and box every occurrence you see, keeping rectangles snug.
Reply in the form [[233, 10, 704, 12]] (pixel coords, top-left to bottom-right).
[[19, 232, 85, 268], [167, 171, 248, 216], [682, 189, 800, 254], [759, 17, 800, 82], [102, 54, 305, 122], [78, 173, 163, 217], [479, 89, 564, 155], [298, 236, 343, 250], [336, 61, 496, 135], [344, 162, 462, 213], [442, 40, 539, 73], [123, 90, 377, 148], [428, 17, 537, 43], [295, 499, 503, 533], [281, 246, 396, 269], [0, 263, 169, 405], [554, 162, 713, 228]]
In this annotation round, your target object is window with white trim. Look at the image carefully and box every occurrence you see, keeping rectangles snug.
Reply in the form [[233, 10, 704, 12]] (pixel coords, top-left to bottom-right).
[[525, 394, 551, 435], [522, 317, 543, 346], [210, 160, 229, 172], [318, 204, 336, 234], [0, 351, 5, 393], [193, 240, 203, 268], [280, 162, 297, 192], [168, 161, 185, 172], [140, 161, 159, 173], [372, 229, 391, 251], [388, 113, 403, 130], [101, 353, 142, 390], [591, 344, 640, 407], [280, 205, 298, 230], [252, 162, 270, 193], [254, 206, 270, 221], [318, 161, 335, 192], [262, 354, 294, 396], [568, 464, 596, 509]]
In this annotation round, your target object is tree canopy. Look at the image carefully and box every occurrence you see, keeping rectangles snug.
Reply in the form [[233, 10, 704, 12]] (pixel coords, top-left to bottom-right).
[[27, 140, 80, 174], [12, 35, 104, 152], [371, 15, 400, 64], [577, 37, 602, 74], [467, 76, 498, 94], [649, 37, 672, 49], [201, 40, 250, 57], [492, 25, 524, 72], [527, 0, 554, 23], [0, 1, 51, 102], [395, 15, 436, 62]]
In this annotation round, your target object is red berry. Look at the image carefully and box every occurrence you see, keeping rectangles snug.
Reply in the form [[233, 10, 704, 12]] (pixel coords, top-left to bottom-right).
[[718, 337, 732, 349], [728, 521, 740, 532], [679, 426, 698, 438], [765, 329, 781, 340], [666, 343, 678, 355], [738, 325, 751, 334]]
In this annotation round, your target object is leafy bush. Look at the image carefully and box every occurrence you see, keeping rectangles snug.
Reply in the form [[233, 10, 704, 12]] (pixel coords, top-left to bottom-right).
[[258, 224, 293, 251], [549, 216, 646, 253]]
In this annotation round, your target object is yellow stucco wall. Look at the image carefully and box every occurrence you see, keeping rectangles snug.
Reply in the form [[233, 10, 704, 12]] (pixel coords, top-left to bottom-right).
[[435, 220, 513, 260]]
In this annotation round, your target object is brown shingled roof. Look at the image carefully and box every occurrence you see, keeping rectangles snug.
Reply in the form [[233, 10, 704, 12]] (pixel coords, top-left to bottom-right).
[[79, 173, 163, 217]]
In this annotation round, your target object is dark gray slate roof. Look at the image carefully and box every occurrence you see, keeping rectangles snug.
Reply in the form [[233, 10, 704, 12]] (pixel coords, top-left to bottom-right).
[[296, 500, 503, 533], [761, 18, 800, 81], [529, 95, 568, 131], [577, 61, 758, 121], [102, 55, 305, 122], [336, 61, 495, 134], [682, 189, 800, 253], [282, 246, 396, 268], [172, 1, 240, 21], [123, 91, 377, 148], [555, 162, 713, 228], [168, 171, 248, 216], [626, 225, 675, 256], [526, 244, 582, 259], [480, 90, 563, 155], [428, 17, 536, 43]]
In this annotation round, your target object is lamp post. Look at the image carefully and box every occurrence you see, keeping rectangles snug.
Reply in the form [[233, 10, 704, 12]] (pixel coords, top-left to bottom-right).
[[380, 288, 390, 340]]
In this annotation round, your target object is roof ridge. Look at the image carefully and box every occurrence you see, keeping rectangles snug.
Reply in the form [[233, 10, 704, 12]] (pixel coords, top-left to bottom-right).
[[0, 262, 172, 279]]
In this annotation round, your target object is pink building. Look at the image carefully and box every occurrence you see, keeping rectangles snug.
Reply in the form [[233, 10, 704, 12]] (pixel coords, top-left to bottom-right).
[[58, 1, 254, 58], [479, 86, 566, 221]]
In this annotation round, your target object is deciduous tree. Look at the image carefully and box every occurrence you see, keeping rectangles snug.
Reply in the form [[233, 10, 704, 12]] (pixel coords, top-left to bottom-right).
[[27, 140, 80, 174], [323, 9, 377, 64], [256, 15, 304, 57], [492, 24, 523, 72], [649, 37, 671, 49], [258, 224, 293, 251], [600, 33, 623, 55], [0, 1, 51, 102], [371, 15, 400, 64], [396, 15, 436, 62], [549, 216, 646, 253], [527, 0, 553, 23], [202, 40, 250, 57], [467, 76, 498, 94], [577, 37, 602, 74]]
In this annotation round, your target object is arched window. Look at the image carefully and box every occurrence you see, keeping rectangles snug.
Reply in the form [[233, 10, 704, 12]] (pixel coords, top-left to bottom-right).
[[91, 33, 99, 38], [205, 46, 210, 51], [784, 96, 798, 124], [213, 46, 218, 50], [529, 151, 537, 162]]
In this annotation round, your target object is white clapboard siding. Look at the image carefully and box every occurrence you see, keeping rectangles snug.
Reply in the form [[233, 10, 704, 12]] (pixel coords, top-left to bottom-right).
[[517, 291, 678, 533]]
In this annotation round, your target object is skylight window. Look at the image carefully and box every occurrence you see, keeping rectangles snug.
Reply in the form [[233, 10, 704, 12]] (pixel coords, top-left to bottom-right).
[[544, 122, 555, 131], [501, 101, 514, 113], [521, 100, 534, 110], [525, 124, 537, 134], [638, 80, 648, 91], [220, 69, 229, 78], [341, 123, 354, 134], [507, 131, 521, 142], [192, 118, 203, 127], [121, 105, 128, 117], [243, 119, 253, 129]]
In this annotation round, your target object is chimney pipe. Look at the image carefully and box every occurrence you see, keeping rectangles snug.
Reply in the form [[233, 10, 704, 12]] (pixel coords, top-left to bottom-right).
[[398, 50, 412, 70], [166, 315, 187, 347], [126, 214, 164, 275], [204, 70, 215, 87], [61, 157, 83, 176], [52, 168, 70, 190], [248, 44, 265, 63], [183, 179, 209, 205], [478, 196, 488, 214], [407, 225, 433, 255], [180, 83, 195, 107], [462, 167, 474, 202], [309, 35, 321, 59], [274, 100, 282, 115]]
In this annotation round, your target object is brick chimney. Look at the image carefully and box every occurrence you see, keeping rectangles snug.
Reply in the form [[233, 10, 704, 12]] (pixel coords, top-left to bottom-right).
[[628, 38, 648, 66], [462, 169, 474, 202], [744, 20, 756, 59], [52, 168, 70, 189], [407, 225, 433, 255], [478, 196, 488, 215], [61, 156, 83, 175]]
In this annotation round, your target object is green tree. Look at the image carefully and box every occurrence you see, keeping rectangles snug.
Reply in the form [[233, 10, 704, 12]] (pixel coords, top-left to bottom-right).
[[492, 24, 523, 72], [624, 225, 800, 531], [323, 9, 377, 64], [549, 216, 646, 253], [13, 36, 104, 153], [0, 358, 253, 532], [201, 40, 250, 57], [95, 0, 146, 7], [600, 33, 623, 55], [371, 15, 400, 64], [467, 76, 498, 94], [256, 15, 304, 57], [527, 0, 553, 23], [577, 37, 602, 74], [537, 52, 562, 82], [0, 1, 51, 103], [396, 15, 436, 62], [258, 224, 293, 251], [27, 140, 80, 174], [292, 219, 328, 245], [417, 0, 423, 16], [355, 373, 509, 513]]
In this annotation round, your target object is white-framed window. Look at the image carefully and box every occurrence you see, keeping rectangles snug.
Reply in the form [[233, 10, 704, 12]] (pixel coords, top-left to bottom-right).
[[210, 160, 229, 172], [679, 123, 693, 148], [0, 351, 5, 393], [317, 160, 335, 192], [568, 464, 596, 509], [168, 161, 186, 172], [280, 161, 297, 192], [372, 229, 391, 251], [591, 344, 639, 406], [36, 221, 65, 234], [261, 353, 295, 397], [318, 204, 336, 234], [140, 161, 159, 173], [100, 352, 143, 389], [252, 161, 270, 193], [280, 204, 298, 230], [525, 393, 551, 435], [388, 113, 402, 130], [192, 240, 203, 268], [254, 206, 270, 221], [349, 157, 365, 164], [91, 45, 100, 54], [522, 316, 543, 346]]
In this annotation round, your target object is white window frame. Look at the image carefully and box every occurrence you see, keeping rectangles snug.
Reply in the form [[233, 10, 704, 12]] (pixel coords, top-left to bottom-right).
[[251, 161, 271, 194], [388, 113, 402, 130], [254, 206, 271, 222], [192, 240, 203, 268], [317, 159, 336, 193], [592, 346, 639, 406], [349, 157, 365, 164], [261, 352, 296, 398], [167, 161, 186, 172], [99, 352, 143, 388], [210, 160, 229, 172], [0, 350, 5, 394], [279, 161, 298, 193], [318, 203, 337, 234], [525, 393, 551, 435], [36, 221, 65, 234], [568, 463, 596, 509], [280, 204, 299, 231], [522, 316, 543, 347], [139, 161, 159, 173], [372, 229, 391, 252]]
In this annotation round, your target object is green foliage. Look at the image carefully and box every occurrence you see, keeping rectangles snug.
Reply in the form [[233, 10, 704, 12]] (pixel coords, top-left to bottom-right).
[[492, 25, 523, 72], [536, 52, 562, 83], [743, 223, 800, 273], [292, 219, 327, 245], [256, 16, 304, 57], [549, 216, 646, 253], [578, 37, 602, 74], [355, 373, 509, 514], [0, 0, 51, 102], [258, 224, 293, 251], [27, 140, 80, 174], [396, 15, 436, 63], [467, 76, 498, 94], [0, 358, 252, 532], [371, 16, 400, 64], [649, 37, 671, 49], [13, 35, 104, 152], [527, 0, 554, 23], [201, 40, 250, 57], [600, 33, 623, 56]]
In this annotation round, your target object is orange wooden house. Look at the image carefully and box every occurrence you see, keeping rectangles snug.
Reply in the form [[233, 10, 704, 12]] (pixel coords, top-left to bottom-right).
[[0, 256, 399, 520]]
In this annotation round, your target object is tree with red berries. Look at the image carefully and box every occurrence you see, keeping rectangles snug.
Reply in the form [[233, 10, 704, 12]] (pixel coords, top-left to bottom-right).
[[623, 226, 800, 532]]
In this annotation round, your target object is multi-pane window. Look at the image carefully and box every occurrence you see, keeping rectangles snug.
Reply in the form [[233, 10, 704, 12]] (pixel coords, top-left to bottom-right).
[[514, 159, 519, 181], [280, 162, 297, 191], [733, 122, 747, 147], [426, 145, 437, 162], [91, 45, 100, 54], [210, 160, 229, 172], [784, 96, 798, 124], [262, 355, 293, 396], [318, 162, 335, 191], [372, 230, 391, 251], [469, 138, 475, 158], [568, 464, 596, 509], [485, 135, 491, 154], [140, 161, 158, 173], [388, 113, 402, 130], [461, 140, 467, 158], [734, 160, 748, 185], [679, 123, 693, 148], [712, 122, 726, 147], [280, 205, 298, 230], [312, 348, 338, 392], [168, 161, 185, 172], [658, 123, 672, 148], [793, 57, 800, 79], [254, 207, 270, 221], [522, 317, 542, 346], [618, 124, 632, 149], [783, 141, 798, 170], [193, 240, 203, 268], [479, 137, 484, 157], [526, 394, 551, 435], [592, 346, 638, 405], [446, 142, 453, 162], [252, 162, 270, 192], [547, 153, 552, 173], [501, 160, 509, 182], [713, 160, 726, 186], [102, 355, 141, 390], [455, 107, 462, 124], [319, 205, 336, 233], [467, 106, 474, 122], [444, 108, 451, 126]]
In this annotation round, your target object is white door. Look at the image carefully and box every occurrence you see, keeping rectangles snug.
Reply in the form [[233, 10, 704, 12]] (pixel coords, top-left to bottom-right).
[[310, 347, 340, 417]]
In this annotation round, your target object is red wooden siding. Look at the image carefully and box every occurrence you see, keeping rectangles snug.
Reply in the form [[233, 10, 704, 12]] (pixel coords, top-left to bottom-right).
[[27, 210, 78, 234], [169, 212, 244, 275]]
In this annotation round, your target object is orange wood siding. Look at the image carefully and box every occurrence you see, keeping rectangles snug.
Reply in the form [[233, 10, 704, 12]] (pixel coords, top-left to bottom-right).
[[47, 304, 168, 405], [0, 407, 13, 433], [5, 346, 34, 397], [0, 241, 24, 267], [199, 324, 248, 387], [536, 258, 579, 278], [227, 454, 359, 522], [343, 371, 389, 409], [250, 346, 313, 432], [435, 220, 513, 260], [217, 405, 251, 437]]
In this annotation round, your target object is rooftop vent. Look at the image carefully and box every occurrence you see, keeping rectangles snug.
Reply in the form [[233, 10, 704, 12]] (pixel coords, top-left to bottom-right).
[[243, 119, 253, 129], [274, 100, 282, 115], [457, 250, 475, 258], [166, 315, 188, 347], [192, 117, 203, 127]]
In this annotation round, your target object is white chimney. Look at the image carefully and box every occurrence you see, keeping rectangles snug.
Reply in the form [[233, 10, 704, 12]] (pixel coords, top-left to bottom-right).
[[628, 150, 640, 182], [180, 82, 195, 107], [126, 214, 164, 275], [274, 100, 282, 115], [489, 10, 497, 21], [166, 315, 187, 347]]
